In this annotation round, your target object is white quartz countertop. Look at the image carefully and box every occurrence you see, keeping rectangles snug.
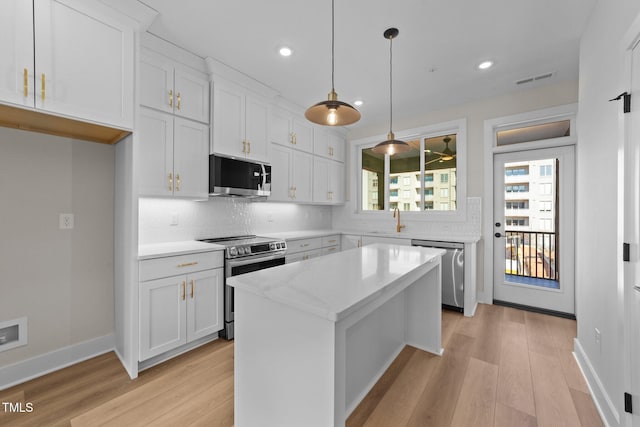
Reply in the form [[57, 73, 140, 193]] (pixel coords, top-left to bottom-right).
[[228, 243, 445, 321], [138, 240, 224, 260], [259, 230, 339, 240]]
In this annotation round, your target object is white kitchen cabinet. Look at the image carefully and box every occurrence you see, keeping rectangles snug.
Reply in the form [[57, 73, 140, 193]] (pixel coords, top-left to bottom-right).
[[138, 107, 209, 199], [341, 235, 362, 250], [212, 80, 269, 162], [313, 157, 345, 204], [140, 49, 209, 124], [270, 107, 314, 153], [314, 128, 346, 162], [0, 0, 134, 129], [268, 143, 313, 203], [285, 235, 340, 263], [139, 251, 223, 361]]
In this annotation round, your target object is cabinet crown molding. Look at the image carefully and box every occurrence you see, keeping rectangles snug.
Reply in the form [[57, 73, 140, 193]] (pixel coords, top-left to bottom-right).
[[206, 57, 278, 100]]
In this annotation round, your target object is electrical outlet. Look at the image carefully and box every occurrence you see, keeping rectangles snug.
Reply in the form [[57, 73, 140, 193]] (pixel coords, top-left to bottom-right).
[[170, 212, 179, 226], [595, 328, 601, 349], [59, 213, 74, 230]]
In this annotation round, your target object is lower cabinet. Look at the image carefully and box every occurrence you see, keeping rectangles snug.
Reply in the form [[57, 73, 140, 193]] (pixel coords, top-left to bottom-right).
[[285, 234, 341, 263], [139, 252, 223, 361]]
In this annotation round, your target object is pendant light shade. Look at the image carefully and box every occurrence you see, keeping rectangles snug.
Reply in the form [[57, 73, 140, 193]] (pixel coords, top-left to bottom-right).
[[372, 28, 410, 155], [305, 0, 360, 126]]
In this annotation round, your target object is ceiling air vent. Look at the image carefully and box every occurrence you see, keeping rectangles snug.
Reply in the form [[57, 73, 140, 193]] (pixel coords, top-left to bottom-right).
[[516, 72, 555, 86]]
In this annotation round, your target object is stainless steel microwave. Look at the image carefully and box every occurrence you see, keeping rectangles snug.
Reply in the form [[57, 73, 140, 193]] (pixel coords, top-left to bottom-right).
[[209, 155, 271, 198]]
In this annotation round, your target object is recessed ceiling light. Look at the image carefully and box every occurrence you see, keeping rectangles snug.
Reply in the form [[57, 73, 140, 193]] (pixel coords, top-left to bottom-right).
[[279, 47, 292, 57], [478, 61, 493, 70], [354, 100, 363, 107]]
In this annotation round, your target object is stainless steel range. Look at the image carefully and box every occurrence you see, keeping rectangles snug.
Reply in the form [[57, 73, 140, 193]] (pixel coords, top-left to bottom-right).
[[199, 235, 287, 339]]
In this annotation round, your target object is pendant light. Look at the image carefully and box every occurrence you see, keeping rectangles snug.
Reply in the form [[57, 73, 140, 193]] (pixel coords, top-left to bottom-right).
[[305, 0, 361, 126], [372, 28, 410, 155]]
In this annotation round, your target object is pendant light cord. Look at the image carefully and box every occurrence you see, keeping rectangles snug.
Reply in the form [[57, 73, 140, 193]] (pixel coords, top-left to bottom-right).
[[389, 34, 393, 135], [331, 0, 335, 92]]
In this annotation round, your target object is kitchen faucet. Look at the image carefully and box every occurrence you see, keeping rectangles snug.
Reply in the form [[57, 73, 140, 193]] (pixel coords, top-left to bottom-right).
[[393, 208, 405, 232]]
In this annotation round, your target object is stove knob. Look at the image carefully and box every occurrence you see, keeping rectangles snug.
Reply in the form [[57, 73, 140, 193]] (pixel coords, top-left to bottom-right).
[[237, 247, 245, 255], [229, 247, 238, 256], [269, 243, 275, 250], [276, 243, 281, 249], [245, 246, 252, 254]]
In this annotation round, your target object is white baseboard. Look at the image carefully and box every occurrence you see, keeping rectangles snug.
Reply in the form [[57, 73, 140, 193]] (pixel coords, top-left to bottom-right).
[[573, 338, 619, 427], [0, 333, 115, 390]]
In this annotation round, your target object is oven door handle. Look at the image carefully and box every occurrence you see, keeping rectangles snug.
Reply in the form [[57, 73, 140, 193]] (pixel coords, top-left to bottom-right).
[[227, 252, 286, 269]]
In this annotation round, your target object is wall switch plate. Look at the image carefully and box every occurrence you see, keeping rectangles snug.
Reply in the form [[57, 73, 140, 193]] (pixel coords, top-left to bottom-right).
[[170, 212, 179, 226], [594, 328, 601, 349], [59, 213, 74, 229]]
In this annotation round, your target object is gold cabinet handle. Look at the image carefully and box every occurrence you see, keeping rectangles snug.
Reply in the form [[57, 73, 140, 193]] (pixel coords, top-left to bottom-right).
[[242, 140, 247, 153], [302, 243, 310, 247], [23, 68, 28, 97], [177, 92, 181, 110], [247, 141, 251, 155], [290, 132, 297, 145], [169, 89, 173, 107], [328, 239, 336, 243], [176, 174, 181, 191], [181, 281, 186, 300], [190, 279, 194, 299], [302, 255, 309, 260], [177, 261, 198, 268], [41, 73, 45, 101], [329, 147, 333, 157], [168, 173, 173, 191]]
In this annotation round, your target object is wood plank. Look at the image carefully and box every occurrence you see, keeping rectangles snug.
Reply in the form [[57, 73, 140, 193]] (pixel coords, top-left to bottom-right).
[[524, 311, 557, 355], [405, 333, 475, 427], [556, 350, 590, 394], [450, 357, 499, 427], [496, 321, 536, 416], [469, 303, 503, 365], [569, 388, 604, 427], [360, 348, 439, 427], [347, 346, 416, 427], [442, 309, 462, 348], [502, 306, 525, 324], [494, 402, 537, 427], [529, 350, 582, 426], [545, 314, 577, 351]]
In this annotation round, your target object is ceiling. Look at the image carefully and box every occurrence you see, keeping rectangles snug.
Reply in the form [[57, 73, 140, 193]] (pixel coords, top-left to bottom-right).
[[138, 0, 597, 130]]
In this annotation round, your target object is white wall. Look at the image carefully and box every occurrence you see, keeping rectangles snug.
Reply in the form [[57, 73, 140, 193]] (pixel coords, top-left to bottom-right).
[[575, 1, 640, 425], [336, 79, 579, 293], [138, 198, 332, 244], [0, 128, 115, 367]]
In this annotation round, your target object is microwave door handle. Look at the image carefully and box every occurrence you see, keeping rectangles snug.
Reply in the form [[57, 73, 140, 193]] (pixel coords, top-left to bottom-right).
[[260, 164, 267, 190]]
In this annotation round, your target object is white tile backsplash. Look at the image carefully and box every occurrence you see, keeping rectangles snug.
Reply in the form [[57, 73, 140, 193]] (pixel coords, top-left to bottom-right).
[[138, 197, 333, 244]]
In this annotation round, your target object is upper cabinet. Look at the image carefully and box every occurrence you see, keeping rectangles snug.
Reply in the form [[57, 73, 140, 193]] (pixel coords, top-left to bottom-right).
[[0, 0, 135, 130], [270, 107, 314, 154], [140, 50, 209, 124], [314, 128, 346, 162], [212, 79, 269, 162]]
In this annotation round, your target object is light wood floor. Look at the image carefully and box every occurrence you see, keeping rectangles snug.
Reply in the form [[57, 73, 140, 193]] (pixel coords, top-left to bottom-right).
[[0, 304, 603, 426]]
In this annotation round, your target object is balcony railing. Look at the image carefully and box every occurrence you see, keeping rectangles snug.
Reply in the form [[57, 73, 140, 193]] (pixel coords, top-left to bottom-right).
[[504, 230, 558, 281]]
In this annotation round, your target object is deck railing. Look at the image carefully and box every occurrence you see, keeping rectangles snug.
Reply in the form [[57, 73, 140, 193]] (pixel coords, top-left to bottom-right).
[[504, 230, 558, 281]]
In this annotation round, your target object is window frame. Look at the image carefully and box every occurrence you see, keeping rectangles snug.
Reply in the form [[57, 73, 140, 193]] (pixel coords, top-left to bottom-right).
[[353, 118, 467, 221]]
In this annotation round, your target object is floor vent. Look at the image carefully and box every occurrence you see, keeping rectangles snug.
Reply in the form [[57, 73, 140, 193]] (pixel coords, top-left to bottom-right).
[[516, 71, 555, 86]]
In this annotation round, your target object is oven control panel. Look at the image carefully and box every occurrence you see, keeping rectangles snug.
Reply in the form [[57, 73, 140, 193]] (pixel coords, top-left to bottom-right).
[[227, 241, 286, 259]]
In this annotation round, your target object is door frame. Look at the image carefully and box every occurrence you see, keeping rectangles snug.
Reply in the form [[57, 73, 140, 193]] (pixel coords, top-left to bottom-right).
[[482, 104, 578, 304]]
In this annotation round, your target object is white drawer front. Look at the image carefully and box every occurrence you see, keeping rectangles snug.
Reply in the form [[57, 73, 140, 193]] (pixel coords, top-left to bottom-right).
[[322, 246, 340, 256], [286, 237, 322, 254], [140, 251, 224, 282], [285, 249, 322, 264], [321, 235, 340, 247]]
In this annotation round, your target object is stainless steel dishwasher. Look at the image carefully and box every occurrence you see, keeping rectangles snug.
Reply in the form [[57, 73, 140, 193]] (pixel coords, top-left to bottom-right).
[[411, 240, 464, 311]]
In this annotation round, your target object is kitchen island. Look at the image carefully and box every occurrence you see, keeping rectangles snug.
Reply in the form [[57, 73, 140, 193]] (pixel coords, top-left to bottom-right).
[[228, 243, 445, 427]]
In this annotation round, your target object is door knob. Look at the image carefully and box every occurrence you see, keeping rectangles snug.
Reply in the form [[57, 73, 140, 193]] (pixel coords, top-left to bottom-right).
[[495, 222, 501, 227], [495, 233, 502, 238]]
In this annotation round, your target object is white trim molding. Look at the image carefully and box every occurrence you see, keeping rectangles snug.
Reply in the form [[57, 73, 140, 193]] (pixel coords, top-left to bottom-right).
[[0, 334, 115, 391]]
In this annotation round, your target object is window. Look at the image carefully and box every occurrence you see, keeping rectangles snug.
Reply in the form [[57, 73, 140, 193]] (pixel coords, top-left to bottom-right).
[[539, 165, 552, 176], [361, 148, 384, 210], [372, 179, 378, 188], [506, 184, 529, 193], [404, 203, 411, 211], [540, 183, 552, 195], [505, 166, 529, 176], [539, 201, 552, 212], [497, 119, 571, 146], [358, 120, 465, 213], [541, 218, 552, 230], [390, 202, 398, 209], [506, 201, 528, 209]]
